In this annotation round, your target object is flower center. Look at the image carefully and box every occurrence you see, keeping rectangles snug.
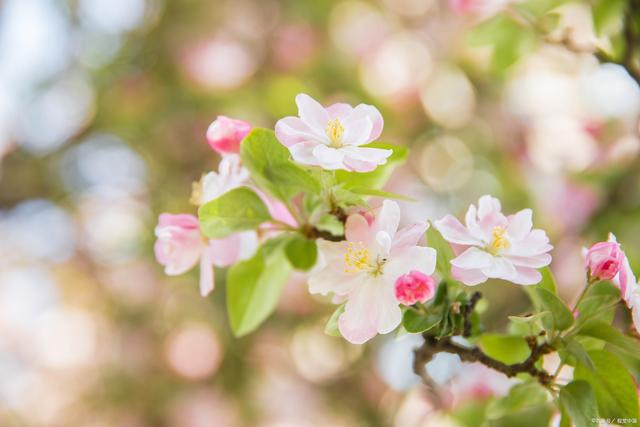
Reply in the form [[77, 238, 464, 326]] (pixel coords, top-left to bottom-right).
[[344, 242, 370, 273], [326, 118, 344, 148], [487, 226, 510, 255]]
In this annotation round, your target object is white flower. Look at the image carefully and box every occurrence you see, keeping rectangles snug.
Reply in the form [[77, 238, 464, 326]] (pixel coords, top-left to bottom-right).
[[275, 93, 391, 172], [435, 195, 553, 286], [309, 200, 436, 344], [191, 154, 250, 206]]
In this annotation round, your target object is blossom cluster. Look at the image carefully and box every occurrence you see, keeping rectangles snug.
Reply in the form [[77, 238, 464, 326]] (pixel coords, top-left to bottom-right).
[[154, 93, 640, 346]]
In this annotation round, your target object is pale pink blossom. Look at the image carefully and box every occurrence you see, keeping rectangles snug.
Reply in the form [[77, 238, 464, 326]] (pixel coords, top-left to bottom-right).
[[607, 233, 638, 307], [434, 195, 553, 286], [206, 116, 251, 155], [154, 213, 257, 297], [191, 154, 249, 206], [275, 93, 391, 172], [395, 270, 436, 306], [584, 235, 624, 281], [308, 200, 436, 344]]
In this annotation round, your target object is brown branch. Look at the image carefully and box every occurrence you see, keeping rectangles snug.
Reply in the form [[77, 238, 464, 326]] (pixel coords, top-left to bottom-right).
[[414, 335, 555, 389], [461, 291, 482, 337]]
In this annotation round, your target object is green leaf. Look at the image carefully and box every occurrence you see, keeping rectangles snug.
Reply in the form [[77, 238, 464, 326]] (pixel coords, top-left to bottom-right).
[[577, 321, 640, 361], [486, 381, 548, 420], [335, 142, 407, 190], [284, 235, 317, 271], [315, 214, 344, 237], [477, 334, 531, 365], [402, 309, 442, 333], [348, 187, 416, 201], [427, 225, 455, 279], [559, 381, 599, 427], [331, 187, 367, 208], [531, 287, 574, 331], [539, 267, 557, 294], [574, 350, 639, 419], [508, 311, 549, 325], [563, 338, 594, 371], [240, 128, 320, 201], [226, 238, 292, 336], [198, 187, 271, 238], [592, 0, 625, 36], [324, 304, 345, 337]]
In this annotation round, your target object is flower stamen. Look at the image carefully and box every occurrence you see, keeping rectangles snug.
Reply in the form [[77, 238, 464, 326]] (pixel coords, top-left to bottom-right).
[[344, 242, 370, 273], [326, 118, 344, 148], [488, 226, 510, 254]]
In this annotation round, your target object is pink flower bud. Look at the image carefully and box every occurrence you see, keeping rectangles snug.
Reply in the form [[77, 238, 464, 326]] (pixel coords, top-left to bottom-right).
[[206, 116, 251, 155], [394, 270, 436, 306], [585, 240, 624, 281]]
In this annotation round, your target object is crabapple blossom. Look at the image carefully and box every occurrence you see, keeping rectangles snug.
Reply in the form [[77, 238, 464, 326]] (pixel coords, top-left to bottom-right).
[[584, 235, 624, 281], [394, 270, 436, 306], [434, 195, 552, 286], [190, 155, 249, 206], [308, 200, 436, 344], [206, 116, 252, 155], [275, 93, 391, 172], [154, 213, 257, 297], [606, 233, 638, 308]]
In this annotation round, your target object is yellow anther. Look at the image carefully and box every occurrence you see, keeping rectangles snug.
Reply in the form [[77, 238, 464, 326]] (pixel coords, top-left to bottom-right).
[[488, 226, 510, 254], [344, 242, 371, 273], [326, 118, 344, 148], [189, 178, 203, 206]]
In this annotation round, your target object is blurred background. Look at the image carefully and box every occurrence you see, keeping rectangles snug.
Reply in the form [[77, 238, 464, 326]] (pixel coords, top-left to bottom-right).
[[0, 0, 639, 426]]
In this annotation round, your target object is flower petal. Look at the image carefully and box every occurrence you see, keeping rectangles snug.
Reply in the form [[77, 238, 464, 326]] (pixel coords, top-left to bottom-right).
[[451, 247, 493, 270], [275, 116, 323, 146], [341, 146, 391, 172], [199, 251, 215, 297], [342, 116, 373, 147], [289, 141, 321, 165], [481, 257, 517, 281], [504, 253, 551, 268], [327, 102, 353, 119], [452, 266, 488, 286], [346, 213, 374, 246], [345, 104, 384, 143], [435, 215, 483, 246], [385, 246, 437, 279], [392, 222, 429, 254], [338, 282, 378, 344], [296, 93, 329, 133], [309, 241, 361, 296], [510, 266, 542, 285], [507, 209, 533, 240], [375, 200, 401, 240], [312, 144, 345, 169]]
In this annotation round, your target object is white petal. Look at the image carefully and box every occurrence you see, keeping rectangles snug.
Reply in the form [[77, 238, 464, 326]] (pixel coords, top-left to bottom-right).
[[434, 215, 483, 246], [345, 213, 374, 247], [391, 222, 429, 254], [308, 241, 360, 296], [341, 116, 373, 146], [296, 93, 329, 133], [478, 195, 502, 220], [481, 257, 517, 281], [452, 266, 488, 286], [311, 144, 345, 169], [338, 281, 379, 344], [275, 116, 324, 146], [376, 231, 392, 258], [326, 102, 353, 119], [507, 209, 533, 241], [345, 103, 384, 143], [510, 266, 542, 285], [451, 247, 493, 270], [375, 200, 401, 239], [290, 141, 321, 165], [341, 146, 391, 172], [199, 252, 215, 297], [385, 246, 437, 279], [504, 253, 551, 268]]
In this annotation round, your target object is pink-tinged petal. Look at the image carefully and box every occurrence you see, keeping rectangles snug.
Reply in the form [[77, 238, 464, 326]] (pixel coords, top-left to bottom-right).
[[375, 200, 401, 240], [507, 209, 533, 241], [255, 189, 297, 227], [296, 93, 329, 132], [341, 146, 391, 172], [346, 104, 384, 143], [289, 141, 321, 165], [199, 251, 215, 297], [510, 266, 543, 286], [391, 222, 429, 253], [504, 253, 552, 268], [481, 257, 517, 281], [478, 195, 501, 221], [385, 246, 437, 279], [208, 231, 257, 267], [452, 265, 488, 286], [434, 215, 483, 246], [326, 102, 353, 119], [376, 231, 392, 257], [632, 300, 640, 334], [506, 229, 553, 257], [206, 116, 251, 155], [312, 144, 345, 169], [154, 213, 203, 275], [614, 254, 637, 306], [375, 284, 403, 334], [451, 247, 493, 270], [345, 213, 374, 246], [341, 116, 373, 146], [275, 117, 323, 147], [338, 282, 379, 344]]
